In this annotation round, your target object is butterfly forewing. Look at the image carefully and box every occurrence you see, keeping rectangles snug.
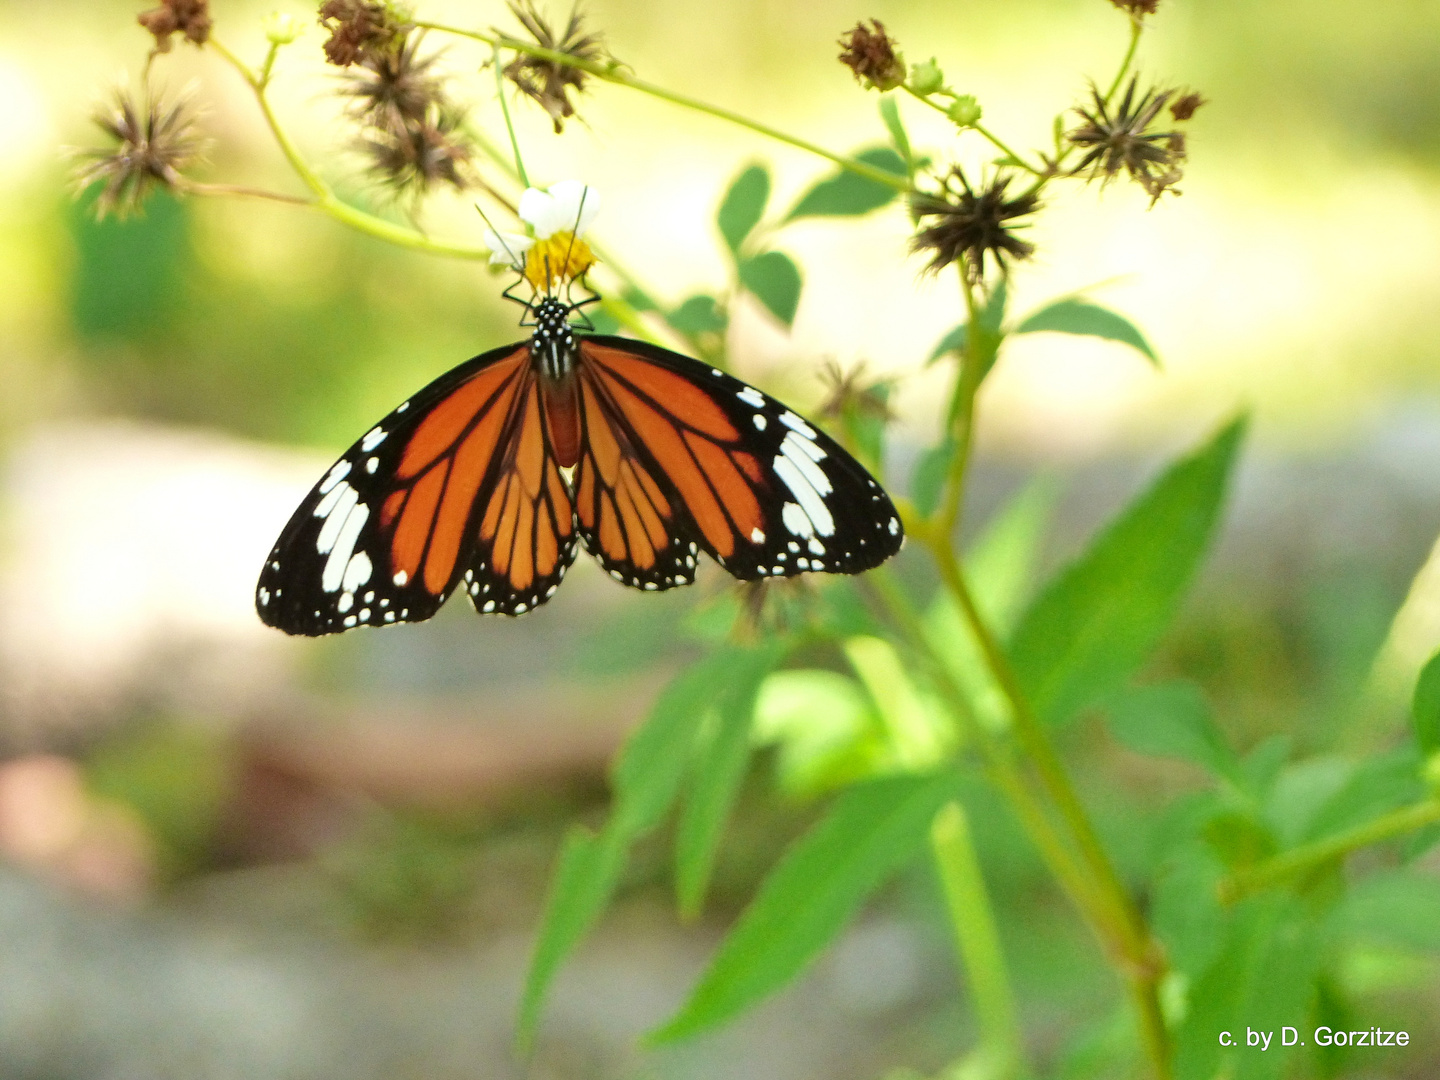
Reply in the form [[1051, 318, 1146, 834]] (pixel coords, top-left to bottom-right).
[[573, 336, 903, 585], [256, 342, 542, 635]]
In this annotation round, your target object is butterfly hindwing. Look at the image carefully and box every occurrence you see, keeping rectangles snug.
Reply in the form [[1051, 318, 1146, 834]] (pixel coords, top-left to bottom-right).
[[256, 343, 538, 635], [456, 374, 579, 616], [573, 336, 903, 586]]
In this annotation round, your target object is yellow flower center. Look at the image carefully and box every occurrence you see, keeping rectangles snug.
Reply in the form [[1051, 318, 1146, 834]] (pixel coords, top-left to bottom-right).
[[523, 232, 597, 291]]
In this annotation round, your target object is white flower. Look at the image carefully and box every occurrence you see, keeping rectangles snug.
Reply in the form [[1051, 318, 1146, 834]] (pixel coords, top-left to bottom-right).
[[483, 228, 533, 269], [483, 179, 602, 286], [519, 180, 601, 239]]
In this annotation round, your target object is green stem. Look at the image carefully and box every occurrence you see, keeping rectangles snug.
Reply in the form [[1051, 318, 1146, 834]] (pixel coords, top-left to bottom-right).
[[932, 802, 1027, 1079], [929, 545, 1171, 1078], [493, 42, 530, 188], [415, 21, 911, 193], [934, 261, 986, 538], [1103, 19, 1145, 107], [1220, 799, 1440, 904], [207, 36, 492, 261], [862, 568, 1123, 951], [902, 86, 1042, 176]]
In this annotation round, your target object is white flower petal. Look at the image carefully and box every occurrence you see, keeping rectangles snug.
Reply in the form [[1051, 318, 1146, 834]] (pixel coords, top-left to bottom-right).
[[483, 229, 532, 267], [519, 180, 600, 239]]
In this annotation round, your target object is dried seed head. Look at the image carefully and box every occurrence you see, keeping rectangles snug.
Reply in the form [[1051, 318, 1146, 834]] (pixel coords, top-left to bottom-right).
[[502, 2, 604, 134], [838, 19, 906, 92], [343, 33, 445, 130], [1108, 0, 1160, 15], [319, 0, 410, 67], [74, 85, 205, 219], [360, 105, 472, 197], [137, 0, 212, 52], [1067, 76, 1186, 204], [909, 168, 1038, 281]]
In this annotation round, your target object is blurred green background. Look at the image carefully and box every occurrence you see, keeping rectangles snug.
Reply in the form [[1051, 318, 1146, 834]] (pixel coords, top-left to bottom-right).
[[0, 0, 1438, 1077]]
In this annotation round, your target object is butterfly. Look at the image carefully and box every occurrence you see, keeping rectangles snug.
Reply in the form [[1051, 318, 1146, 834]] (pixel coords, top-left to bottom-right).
[[255, 188, 903, 636]]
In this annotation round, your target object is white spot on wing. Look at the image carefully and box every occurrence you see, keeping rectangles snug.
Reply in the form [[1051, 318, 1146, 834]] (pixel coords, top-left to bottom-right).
[[779, 411, 818, 439], [337, 591, 354, 614], [322, 501, 370, 593], [366, 457, 379, 474], [393, 569, 409, 586], [316, 483, 359, 554], [750, 527, 765, 544], [808, 537, 825, 555], [782, 501, 813, 537], [773, 455, 835, 537], [737, 386, 765, 408], [318, 460, 351, 496], [342, 551, 373, 593], [361, 427, 387, 451], [753, 414, 767, 431]]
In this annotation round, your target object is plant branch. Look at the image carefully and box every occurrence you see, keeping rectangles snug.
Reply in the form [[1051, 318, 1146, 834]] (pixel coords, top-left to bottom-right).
[[932, 802, 1027, 1079], [415, 21, 911, 193], [206, 35, 492, 261], [1103, 19, 1145, 106], [902, 86, 1043, 176], [1219, 798, 1440, 904]]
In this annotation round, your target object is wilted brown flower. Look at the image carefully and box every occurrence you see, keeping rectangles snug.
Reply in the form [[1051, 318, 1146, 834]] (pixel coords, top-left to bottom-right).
[[74, 86, 205, 219], [137, 0, 211, 52], [361, 107, 472, 197], [1169, 90, 1207, 121], [502, 2, 603, 134], [319, 0, 409, 67], [1068, 77, 1185, 203], [1108, 0, 1160, 15], [910, 168, 1038, 280], [343, 33, 445, 130], [838, 19, 906, 92]]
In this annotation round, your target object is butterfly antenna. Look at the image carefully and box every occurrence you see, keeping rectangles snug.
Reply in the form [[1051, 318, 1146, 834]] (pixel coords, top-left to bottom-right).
[[474, 204, 526, 270], [560, 187, 588, 285]]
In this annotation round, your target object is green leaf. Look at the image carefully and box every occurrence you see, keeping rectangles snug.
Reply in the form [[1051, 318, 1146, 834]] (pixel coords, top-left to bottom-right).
[[717, 164, 770, 256], [675, 646, 782, 918], [739, 251, 803, 327], [753, 669, 881, 798], [1174, 895, 1325, 1080], [517, 825, 628, 1049], [1333, 867, 1440, 952], [668, 294, 728, 336], [978, 279, 1009, 338], [1009, 417, 1246, 727], [1412, 648, 1440, 755], [1151, 845, 1226, 974], [518, 651, 738, 1045], [844, 636, 956, 771], [878, 97, 911, 168], [649, 772, 956, 1043], [1014, 299, 1159, 367], [785, 147, 907, 221], [927, 323, 967, 366], [1296, 748, 1422, 844], [909, 437, 957, 517], [1105, 681, 1238, 780]]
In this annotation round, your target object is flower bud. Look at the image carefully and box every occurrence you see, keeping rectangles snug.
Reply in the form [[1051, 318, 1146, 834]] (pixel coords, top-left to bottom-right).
[[947, 95, 982, 127], [908, 58, 944, 95], [262, 12, 303, 45]]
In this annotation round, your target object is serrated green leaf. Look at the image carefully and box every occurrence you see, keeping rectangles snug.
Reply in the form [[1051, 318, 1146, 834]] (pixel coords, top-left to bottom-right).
[[909, 437, 957, 517], [927, 323, 967, 366], [739, 250, 802, 327], [717, 164, 770, 256], [785, 147, 906, 221], [1412, 649, 1440, 755], [1009, 417, 1246, 727], [649, 772, 956, 1043], [675, 646, 783, 918], [519, 651, 738, 1045], [1014, 299, 1159, 366], [517, 825, 627, 1049], [1105, 681, 1238, 780], [668, 294, 728, 336]]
